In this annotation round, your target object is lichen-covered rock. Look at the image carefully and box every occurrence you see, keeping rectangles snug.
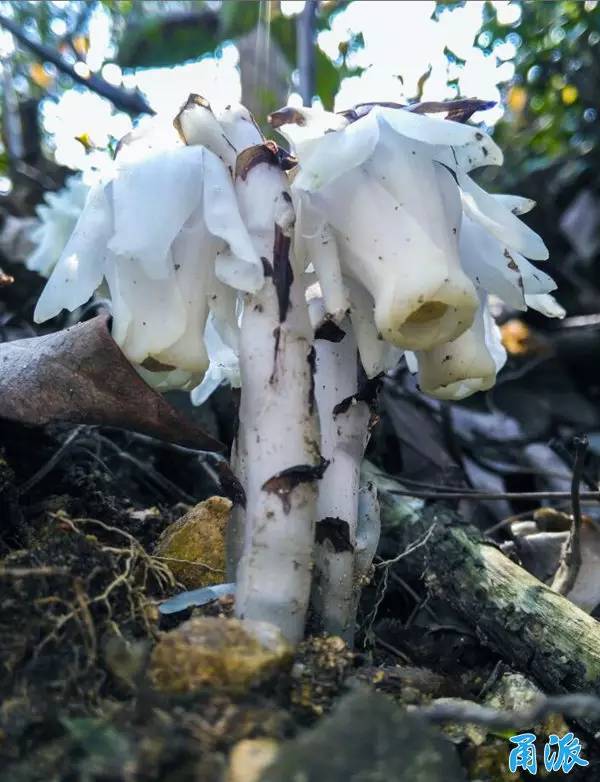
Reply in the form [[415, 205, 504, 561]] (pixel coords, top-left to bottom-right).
[[149, 616, 292, 694], [154, 496, 231, 588], [226, 738, 279, 782], [290, 635, 354, 716]]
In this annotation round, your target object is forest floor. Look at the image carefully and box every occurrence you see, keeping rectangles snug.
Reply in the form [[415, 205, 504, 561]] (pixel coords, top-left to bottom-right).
[[2, 259, 600, 781]]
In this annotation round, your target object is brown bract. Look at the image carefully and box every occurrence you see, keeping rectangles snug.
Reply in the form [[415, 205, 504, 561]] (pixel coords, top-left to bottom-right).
[[0, 268, 14, 287], [0, 315, 224, 451], [234, 143, 279, 181]]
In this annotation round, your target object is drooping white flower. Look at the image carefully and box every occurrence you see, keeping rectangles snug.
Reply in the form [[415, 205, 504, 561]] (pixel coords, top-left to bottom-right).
[[26, 175, 90, 277], [34, 105, 264, 390], [408, 293, 507, 400], [273, 102, 561, 400], [274, 105, 487, 352]]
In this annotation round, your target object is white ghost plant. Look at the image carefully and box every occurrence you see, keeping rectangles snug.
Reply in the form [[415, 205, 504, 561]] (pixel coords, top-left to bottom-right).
[[31, 93, 560, 646]]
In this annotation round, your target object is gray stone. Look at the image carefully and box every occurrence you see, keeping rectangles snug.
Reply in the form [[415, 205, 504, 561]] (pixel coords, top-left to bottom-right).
[[260, 688, 466, 782]]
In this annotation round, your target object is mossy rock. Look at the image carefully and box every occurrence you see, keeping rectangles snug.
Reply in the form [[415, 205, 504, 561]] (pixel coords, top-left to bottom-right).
[[149, 616, 293, 695], [154, 496, 230, 588]]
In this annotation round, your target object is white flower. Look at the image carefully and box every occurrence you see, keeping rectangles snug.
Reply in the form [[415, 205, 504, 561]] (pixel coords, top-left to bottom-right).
[[34, 107, 263, 390], [26, 175, 90, 277], [408, 293, 507, 400], [274, 103, 560, 400], [275, 105, 492, 352], [191, 313, 241, 405]]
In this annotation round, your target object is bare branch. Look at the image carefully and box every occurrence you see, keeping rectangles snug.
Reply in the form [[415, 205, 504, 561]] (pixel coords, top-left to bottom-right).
[[413, 692, 600, 730], [0, 13, 153, 116]]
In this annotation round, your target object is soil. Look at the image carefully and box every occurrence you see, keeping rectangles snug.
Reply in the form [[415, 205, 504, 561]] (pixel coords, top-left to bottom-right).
[[1, 259, 599, 781]]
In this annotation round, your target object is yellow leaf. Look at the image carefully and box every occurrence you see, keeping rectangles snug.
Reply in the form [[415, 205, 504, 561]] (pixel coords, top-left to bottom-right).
[[507, 85, 527, 113], [562, 84, 578, 105], [500, 319, 532, 355], [73, 36, 89, 56], [29, 63, 53, 89]]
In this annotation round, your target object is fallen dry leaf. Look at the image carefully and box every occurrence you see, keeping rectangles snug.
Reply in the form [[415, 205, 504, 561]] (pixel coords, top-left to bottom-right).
[[0, 315, 224, 451]]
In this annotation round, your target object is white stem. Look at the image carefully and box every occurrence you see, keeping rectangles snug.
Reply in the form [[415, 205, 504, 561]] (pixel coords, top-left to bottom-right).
[[312, 316, 371, 643], [233, 146, 321, 644], [226, 431, 247, 580]]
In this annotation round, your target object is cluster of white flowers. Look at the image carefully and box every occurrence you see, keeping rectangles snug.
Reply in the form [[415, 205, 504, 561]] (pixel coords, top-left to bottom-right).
[[34, 96, 561, 402], [27, 175, 90, 277], [272, 103, 563, 400], [34, 102, 264, 392]]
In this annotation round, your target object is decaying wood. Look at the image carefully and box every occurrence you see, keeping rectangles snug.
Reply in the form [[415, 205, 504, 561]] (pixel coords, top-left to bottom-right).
[[0, 315, 224, 451], [366, 463, 600, 720]]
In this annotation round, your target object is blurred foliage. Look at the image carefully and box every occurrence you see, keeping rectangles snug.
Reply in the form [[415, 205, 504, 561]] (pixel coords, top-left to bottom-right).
[[3, 0, 600, 197], [476, 0, 600, 182], [114, 0, 360, 110]]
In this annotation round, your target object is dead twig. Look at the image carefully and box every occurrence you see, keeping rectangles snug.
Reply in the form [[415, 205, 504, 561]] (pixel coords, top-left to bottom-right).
[[388, 487, 600, 502], [0, 13, 152, 116], [412, 692, 600, 731], [18, 426, 87, 495], [551, 435, 588, 595]]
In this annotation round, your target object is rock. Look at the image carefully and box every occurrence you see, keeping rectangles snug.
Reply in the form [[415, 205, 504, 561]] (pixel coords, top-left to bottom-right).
[[290, 635, 354, 717], [149, 616, 292, 694], [485, 671, 570, 737], [154, 496, 230, 589], [226, 738, 279, 782], [260, 689, 466, 782]]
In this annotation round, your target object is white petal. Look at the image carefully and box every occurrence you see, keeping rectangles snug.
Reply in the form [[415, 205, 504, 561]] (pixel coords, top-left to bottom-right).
[[174, 96, 236, 167], [34, 183, 111, 322], [153, 210, 214, 373], [376, 105, 503, 171], [515, 253, 557, 295], [346, 277, 402, 377], [458, 170, 549, 260], [482, 302, 507, 372], [191, 313, 241, 405], [293, 108, 380, 192], [404, 351, 418, 374], [217, 103, 263, 153], [104, 251, 187, 366], [459, 214, 526, 310], [109, 145, 206, 280], [493, 194, 536, 215], [525, 293, 566, 318], [415, 296, 500, 400], [202, 148, 264, 292], [136, 365, 199, 391], [301, 222, 349, 323], [270, 105, 348, 152], [206, 274, 241, 352]]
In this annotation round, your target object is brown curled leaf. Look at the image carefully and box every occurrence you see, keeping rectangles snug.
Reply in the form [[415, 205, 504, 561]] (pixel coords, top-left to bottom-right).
[[0, 315, 225, 451]]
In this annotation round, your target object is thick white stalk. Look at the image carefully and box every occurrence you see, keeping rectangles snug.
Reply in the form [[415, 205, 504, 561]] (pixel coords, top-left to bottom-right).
[[233, 146, 321, 643], [311, 312, 371, 643], [226, 430, 247, 580]]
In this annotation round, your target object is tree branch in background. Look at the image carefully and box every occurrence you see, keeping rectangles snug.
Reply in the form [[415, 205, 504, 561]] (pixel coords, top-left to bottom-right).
[[296, 0, 318, 106], [0, 13, 153, 116]]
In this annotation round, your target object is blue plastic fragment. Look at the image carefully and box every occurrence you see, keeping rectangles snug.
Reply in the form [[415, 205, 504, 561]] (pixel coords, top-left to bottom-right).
[[159, 582, 236, 615]]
